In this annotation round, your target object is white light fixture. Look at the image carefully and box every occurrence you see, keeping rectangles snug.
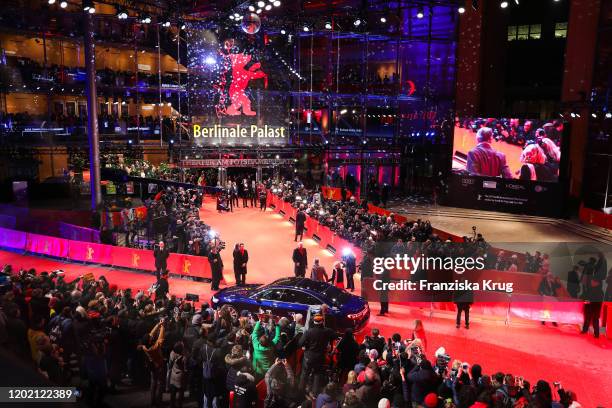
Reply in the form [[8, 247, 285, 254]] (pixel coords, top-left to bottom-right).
[[88, 6, 95, 14], [264, 4, 272, 10], [416, 6, 424, 18], [458, 6, 466, 13], [606, 112, 612, 119], [500, 1, 509, 8], [380, 17, 387, 23], [303, 25, 309, 32], [325, 21, 332, 29], [60, 0, 67, 7], [591, 113, 597, 118], [273, 0, 281, 6], [48, 0, 56, 4], [256, 8, 262, 14], [249, 5, 255, 11], [257, 1, 265, 7], [354, 18, 362, 27]]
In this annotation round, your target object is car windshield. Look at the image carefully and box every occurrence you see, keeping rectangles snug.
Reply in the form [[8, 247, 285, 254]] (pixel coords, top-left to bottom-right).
[[256, 278, 353, 307]]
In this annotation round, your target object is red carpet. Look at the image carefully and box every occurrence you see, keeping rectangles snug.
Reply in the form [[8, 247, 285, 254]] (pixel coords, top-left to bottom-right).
[[1, 201, 611, 407]]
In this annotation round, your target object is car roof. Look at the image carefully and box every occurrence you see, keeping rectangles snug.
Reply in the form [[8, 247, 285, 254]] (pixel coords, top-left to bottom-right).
[[270, 277, 328, 292]]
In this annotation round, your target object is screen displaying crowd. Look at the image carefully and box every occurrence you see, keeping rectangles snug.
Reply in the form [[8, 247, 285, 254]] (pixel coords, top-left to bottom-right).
[[451, 118, 564, 183]]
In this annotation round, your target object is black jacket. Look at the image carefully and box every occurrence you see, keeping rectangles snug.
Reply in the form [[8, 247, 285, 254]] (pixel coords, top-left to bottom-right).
[[154, 247, 170, 269], [233, 249, 249, 274], [292, 248, 308, 273], [296, 211, 307, 229], [298, 325, 336, 362]]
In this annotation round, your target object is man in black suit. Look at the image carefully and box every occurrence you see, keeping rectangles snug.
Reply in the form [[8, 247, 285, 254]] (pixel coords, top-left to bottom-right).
[[295, 205, 307, 242], [233, 243, 249, 286], [342, 250, 357, 292], [581, 254, 606, 338], [453, 283, 474, 329], [292, 242, 308, 278], [208, 246, 224, 291], [153, 241, 170, 280]]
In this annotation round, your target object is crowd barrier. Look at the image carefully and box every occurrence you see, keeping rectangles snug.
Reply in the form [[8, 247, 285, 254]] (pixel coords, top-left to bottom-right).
[[267, 193, 362, 261], [0, 226, 211, 279], [579, 204, 612, 230]]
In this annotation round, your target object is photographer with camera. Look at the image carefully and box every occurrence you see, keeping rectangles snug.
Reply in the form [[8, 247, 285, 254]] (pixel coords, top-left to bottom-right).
[[208, 245, 224, 291], [405, 341, 439, 407], [298, 313, 336, 397]]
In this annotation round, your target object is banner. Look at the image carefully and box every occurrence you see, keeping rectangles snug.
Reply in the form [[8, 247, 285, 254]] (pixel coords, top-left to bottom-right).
[[68, 241, 114, 265], [110, 246, 157, 271], [168, 253, 212, 279], [0, 227, 27, 250], [26, 233, 69, 258]]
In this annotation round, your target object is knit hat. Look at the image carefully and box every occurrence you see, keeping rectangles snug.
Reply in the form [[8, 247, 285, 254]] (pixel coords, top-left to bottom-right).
[[192, 313, 203, 326], [424, 393, 438, 408], [377, 398, 390, 408]]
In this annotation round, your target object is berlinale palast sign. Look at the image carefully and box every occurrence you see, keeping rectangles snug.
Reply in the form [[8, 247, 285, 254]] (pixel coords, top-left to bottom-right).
[[192, 124, 287, 146]]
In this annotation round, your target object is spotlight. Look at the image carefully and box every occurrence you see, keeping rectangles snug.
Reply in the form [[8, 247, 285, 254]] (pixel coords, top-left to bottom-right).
[[500, 1, 508, 8], [340, 108, 347, 114], [204, 56, 216, 65], [380, 17, 387, 23], [280, 29, 286, 34], [256, 9, 262, 14], [264, 4, 272, 10], [249, 5, 255, 11], [416, 6, 424, 18], [325, 21, 332, 29], [591, 113, 597, 118], [162, 20, 171, 27], [60, 1, 67, 7], [141, 15, 151, 24], [605, 112, 612, 119], [273, 0, 281, 6], [458, 4, 466, 13], [303, 25, 309, 32], [570, 112, 576, 118], [353, 18, 362, 27], [83, 0, 95, 13], [257, 1, 265, 7], [117, 9, 128, 19], [180, 22, 186, 30], [48, 0, 56, 4]]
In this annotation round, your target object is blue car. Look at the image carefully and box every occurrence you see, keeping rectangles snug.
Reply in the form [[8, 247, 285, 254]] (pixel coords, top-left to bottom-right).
[[211, 277, 370, 333]]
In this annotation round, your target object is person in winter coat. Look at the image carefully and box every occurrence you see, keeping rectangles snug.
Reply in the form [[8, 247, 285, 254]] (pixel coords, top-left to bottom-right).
[[355, 363, 382, 406], [264, 359, 295, 405], [406, 359, 438, 406], [225, 345, 250, 392], [316, 382, 339, 408], [251, 319, 281, 377], [234, 372, 258, 408], [336, 328, 359, 373], [167, 341, 187, 408]]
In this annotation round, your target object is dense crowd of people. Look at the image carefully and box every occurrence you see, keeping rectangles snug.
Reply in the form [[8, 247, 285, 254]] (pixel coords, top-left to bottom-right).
[[0, 265, 585, 408], [270, 178, 490, 264]]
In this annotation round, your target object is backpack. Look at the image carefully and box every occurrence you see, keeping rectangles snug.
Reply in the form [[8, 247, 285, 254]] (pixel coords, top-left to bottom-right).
[[202, 347, 216, 380]]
